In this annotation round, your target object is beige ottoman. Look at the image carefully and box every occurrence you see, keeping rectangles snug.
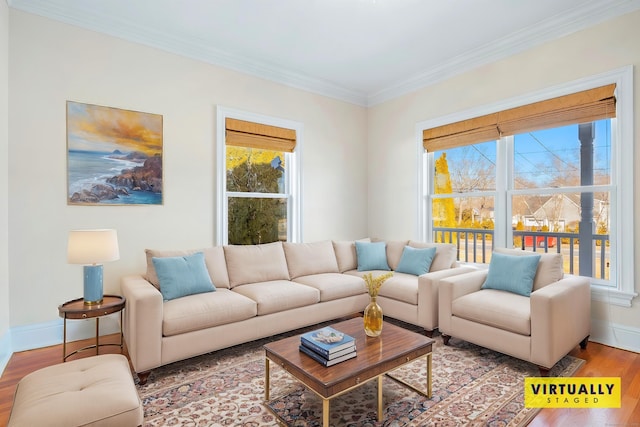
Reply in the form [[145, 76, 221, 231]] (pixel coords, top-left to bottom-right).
[[8, 354, 143, 427]]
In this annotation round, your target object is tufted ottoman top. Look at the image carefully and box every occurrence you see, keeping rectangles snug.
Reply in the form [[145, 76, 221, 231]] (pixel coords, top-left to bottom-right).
[[8, 354, 142, 427]]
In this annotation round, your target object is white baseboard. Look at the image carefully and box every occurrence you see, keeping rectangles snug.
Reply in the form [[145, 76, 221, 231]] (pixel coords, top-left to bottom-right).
[[0, 330, 12, 376], [589, 319, 640, 353]]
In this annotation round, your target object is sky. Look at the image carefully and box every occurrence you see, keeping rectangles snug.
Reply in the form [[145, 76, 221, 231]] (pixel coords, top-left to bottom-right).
[[436, 119, 611, 190], [67, 101, 163, 155]]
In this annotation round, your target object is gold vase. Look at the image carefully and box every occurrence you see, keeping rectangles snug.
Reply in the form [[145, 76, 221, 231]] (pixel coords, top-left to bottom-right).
[[364, 296, 383, 337]]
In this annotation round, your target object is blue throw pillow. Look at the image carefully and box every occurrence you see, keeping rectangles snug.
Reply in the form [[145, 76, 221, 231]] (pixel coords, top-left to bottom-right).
[[152, 252, 216, 301], [482, 252, 541, 297], [355, 241, 390, 271], [395, 246, 437, 276]]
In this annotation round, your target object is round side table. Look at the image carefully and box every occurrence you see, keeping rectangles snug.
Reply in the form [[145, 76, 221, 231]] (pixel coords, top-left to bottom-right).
[[58, 294, 126, 362]]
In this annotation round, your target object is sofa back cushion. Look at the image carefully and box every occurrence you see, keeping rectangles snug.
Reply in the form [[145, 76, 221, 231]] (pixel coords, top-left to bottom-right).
[[494, 248, 563, 291], [283, 241, 339, 279], [224, 242, 290, 287], [408, 241, 457, 272], [332, 239, 370, 272], [145, 246, 230, 289], [383, 240, 409, 271]]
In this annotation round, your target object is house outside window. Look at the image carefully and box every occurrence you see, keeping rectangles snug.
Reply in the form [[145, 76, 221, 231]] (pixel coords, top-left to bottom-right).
[[216, 107, 302, 245], [417, 67, 635, 307]]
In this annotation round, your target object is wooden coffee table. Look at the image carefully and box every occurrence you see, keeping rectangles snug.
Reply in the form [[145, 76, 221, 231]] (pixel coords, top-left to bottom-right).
[[264, 317, 434, 426]]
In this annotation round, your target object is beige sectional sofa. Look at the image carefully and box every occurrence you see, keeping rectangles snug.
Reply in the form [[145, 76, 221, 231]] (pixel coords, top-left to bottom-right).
[[121, 239, 473, 383]]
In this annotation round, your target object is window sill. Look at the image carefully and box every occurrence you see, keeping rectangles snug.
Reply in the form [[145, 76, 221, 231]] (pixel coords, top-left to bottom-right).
[[590, 285, 637, 307]]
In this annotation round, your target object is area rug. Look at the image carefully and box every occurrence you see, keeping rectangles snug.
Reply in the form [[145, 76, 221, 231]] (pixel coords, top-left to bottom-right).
[[138, 321, 584, 426]]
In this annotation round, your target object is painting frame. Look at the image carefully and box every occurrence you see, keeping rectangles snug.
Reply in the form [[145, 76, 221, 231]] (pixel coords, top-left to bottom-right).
[[66, 101, 164, 206]]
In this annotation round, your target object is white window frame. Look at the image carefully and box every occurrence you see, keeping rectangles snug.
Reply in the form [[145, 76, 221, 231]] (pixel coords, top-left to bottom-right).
[[417, 66, 636, 307], [216, 106, 302, 245]]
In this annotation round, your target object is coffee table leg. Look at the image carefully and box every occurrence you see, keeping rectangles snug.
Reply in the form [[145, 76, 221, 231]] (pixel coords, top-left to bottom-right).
[[377, 375, 383, 421], [322, 398, 329, 427], [385, 351, 433, 399], [427, 352, 432, 398], [264, 358, 270, 401]]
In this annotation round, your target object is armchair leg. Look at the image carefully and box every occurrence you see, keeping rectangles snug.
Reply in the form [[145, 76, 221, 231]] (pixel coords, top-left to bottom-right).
[[579, 335, 589, 350], [538, 367, 550, 377], [442, 334, 451, 345], [424, 329, 434, 338]]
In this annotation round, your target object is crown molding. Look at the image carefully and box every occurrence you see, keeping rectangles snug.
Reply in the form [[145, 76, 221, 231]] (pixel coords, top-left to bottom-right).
[[9, 0, 640, 107], [368, 0, 640, 106], [8, 0, 369, 106]]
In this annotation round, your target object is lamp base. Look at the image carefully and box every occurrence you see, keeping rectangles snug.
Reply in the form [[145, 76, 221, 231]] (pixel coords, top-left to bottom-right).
[[83, 265, 104, 305]]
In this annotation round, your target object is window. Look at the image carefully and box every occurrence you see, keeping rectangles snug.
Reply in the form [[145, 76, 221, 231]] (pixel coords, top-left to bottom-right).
[[418, 67, 635, 306], [512, 121, 612, 282], [217, 108, 302, 245], [431, 141, 496, 264]]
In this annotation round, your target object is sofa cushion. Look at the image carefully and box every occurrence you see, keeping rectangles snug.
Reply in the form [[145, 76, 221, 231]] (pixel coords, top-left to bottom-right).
[[408, 241, 457, 272], [224, 242, 290, 287], [494, 248, 564, 291], [153, 252, 216, 301], [396, 246, 437, 276], [145, 246, 230, 289], [232, 280, 320, 315], [452, 289, 531, 335], [162, 289, 257, 336], [293, 273, 366, 302], [355, 241, 390, 271], [283, 241, 339, 279], [377, 273, 420, 305], [482, 252, 541, 297]]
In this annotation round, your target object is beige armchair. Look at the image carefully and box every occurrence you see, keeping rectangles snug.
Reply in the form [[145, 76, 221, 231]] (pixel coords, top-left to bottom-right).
[[438, 248, 591, 375]]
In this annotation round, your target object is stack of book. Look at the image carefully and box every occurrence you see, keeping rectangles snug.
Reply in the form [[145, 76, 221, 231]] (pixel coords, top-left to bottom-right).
[[299, 326, 357, 367]]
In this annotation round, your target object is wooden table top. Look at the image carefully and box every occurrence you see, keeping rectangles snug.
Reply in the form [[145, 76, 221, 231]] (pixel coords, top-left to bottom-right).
[[264, 317, 434, 398], [58, 295, 126, 319]]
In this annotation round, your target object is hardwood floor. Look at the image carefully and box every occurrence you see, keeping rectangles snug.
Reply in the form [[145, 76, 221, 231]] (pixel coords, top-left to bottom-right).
[[0, 335, 638, 426], [531, 343, 640, 426]]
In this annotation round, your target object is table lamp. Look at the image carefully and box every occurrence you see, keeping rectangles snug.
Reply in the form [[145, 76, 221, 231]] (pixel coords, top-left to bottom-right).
[[67, 229, 120, 305]]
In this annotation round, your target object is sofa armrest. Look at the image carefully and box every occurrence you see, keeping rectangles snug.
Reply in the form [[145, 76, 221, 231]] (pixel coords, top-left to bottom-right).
[[530, 275, 591, 369], [121, 275, 164, 374], [438, 270, 488, 334], [417, 266, 477, 330]]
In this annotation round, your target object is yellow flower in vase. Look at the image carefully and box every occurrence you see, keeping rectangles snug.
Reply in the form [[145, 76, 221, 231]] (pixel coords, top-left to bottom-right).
[[362, 272, 393, 337], [363, 272, 393, 297]]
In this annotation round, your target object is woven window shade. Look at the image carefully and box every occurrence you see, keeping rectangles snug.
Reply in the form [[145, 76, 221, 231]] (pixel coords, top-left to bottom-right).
[[423, 84, 615, 152], [422, 114, 500, 153], [225, 118, 296, 152]]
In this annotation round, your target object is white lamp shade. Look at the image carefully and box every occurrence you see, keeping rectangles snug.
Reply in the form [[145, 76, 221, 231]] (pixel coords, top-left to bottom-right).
[[67, 229, 120, 265]]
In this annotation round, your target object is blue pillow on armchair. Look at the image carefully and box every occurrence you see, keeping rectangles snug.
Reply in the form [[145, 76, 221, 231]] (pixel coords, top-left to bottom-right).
[[482, 252, 541, 297]]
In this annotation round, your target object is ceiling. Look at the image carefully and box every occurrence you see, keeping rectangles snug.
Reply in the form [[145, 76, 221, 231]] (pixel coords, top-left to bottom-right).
[[8, 0, 640, 106]]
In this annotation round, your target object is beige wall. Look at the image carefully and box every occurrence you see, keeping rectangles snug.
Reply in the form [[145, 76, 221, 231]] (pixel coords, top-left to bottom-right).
[[7, 10, 367, 327], [368, 11, 640, 338], [1, 1, 10, 345]]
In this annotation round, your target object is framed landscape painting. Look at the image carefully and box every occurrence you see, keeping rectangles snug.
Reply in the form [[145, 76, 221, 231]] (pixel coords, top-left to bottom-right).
[[67, 101, 163, 205]]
